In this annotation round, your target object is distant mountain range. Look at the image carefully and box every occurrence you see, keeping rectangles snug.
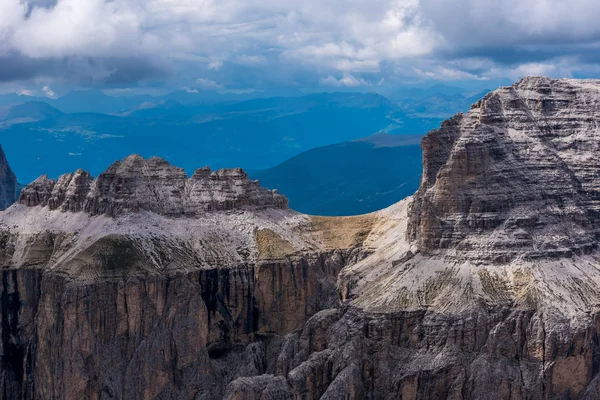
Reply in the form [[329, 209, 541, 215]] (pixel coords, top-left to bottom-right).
[[249, 133, 423, 216], [0, 92, 446, 184], [0, 85, 485, 214]]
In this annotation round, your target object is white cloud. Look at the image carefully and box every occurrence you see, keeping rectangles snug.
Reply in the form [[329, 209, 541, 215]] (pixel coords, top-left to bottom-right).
[[420, 0, 600, 47], [42, 85, 56, 97], [8, 0, 145, 58], [320, 73, 370, 87], [196, 78, 225, 90], [508, 63, 559, 79], [208, 61, 223, 71], [234, 54, 268, 66], [413, 66, 488, 81], [0, 0, 440, 78]]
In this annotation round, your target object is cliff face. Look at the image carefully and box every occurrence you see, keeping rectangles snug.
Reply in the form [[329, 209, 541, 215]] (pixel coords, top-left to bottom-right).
[[330, 77, 600, 399], [408, 76, 600, 261], [5, 77, 600, 399], [0, 145, 17, 210]]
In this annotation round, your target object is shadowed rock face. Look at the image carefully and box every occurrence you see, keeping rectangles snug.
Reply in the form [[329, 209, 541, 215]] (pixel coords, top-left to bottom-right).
[[7, 77, 600, 399], [0, 145, 17, 210], [19, 155, 288, 216]]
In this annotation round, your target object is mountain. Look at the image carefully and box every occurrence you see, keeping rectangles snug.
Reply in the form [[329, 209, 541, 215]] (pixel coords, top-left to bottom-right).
[[50, 90, 153, 114], [0, 93, 56, 107], [0, 92, 437, 184], [0, 145, 17, 209], [0, 88, 303, 114], [0, 155, 359, 398], [386, 83, 471, 100], [250, 132, 423, 215], [0, 102, 64, 126], [3, 77, 600, 398], [397, 89, 490, 118]]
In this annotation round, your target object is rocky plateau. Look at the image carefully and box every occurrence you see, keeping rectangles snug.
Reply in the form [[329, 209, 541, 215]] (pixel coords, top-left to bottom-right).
[[2, 76, 600, 399]]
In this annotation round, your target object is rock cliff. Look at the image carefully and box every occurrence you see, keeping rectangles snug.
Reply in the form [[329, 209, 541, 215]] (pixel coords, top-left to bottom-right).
[[0, 145, 17, 210], [0, 156, 372, 399], [408, 76, 600, 261], [4, 77, 600, 399]]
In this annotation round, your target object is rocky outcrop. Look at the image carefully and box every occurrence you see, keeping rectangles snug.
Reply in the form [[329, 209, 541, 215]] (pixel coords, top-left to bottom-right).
[[0, 145, 17, 210], [0, 162, 372, 398], [19, 155, 287, 217], [328, 77, 600, 399]]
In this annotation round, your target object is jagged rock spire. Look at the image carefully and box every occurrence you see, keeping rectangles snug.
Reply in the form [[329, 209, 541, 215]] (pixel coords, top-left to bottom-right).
[[19, 155, 288, 216]]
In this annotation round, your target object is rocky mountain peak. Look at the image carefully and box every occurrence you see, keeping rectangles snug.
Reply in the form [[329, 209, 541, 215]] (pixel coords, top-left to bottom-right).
[[407, 76, 600, 261], [18, 155, 288, 217]]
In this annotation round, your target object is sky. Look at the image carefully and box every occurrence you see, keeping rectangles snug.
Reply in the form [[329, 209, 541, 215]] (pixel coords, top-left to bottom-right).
[[2, 0, 600, 96]]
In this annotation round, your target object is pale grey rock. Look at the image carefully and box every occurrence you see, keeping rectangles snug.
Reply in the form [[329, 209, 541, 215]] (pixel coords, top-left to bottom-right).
[[408, 76, 600, 261], [223, 375, 292, 400]]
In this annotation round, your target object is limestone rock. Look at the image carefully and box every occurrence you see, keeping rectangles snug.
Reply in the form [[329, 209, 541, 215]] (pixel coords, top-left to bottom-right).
[[408, 76, 600, 261]]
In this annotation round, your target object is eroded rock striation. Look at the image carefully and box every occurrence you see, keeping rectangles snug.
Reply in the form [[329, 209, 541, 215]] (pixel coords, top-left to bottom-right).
[[5, 77, 600, 399], [408, 76, 600, 261]]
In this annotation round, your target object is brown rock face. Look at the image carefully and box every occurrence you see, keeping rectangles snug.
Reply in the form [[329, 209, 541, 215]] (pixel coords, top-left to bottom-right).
[[0, 255, 356, 400], [0, 152, 371, 399], [19, 155, 287, 216], [0, 145, 17, 210]]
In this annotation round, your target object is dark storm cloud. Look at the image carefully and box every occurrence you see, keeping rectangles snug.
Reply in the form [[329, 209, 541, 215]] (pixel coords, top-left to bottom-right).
[[0, 54, 50, 81], [0, 54, 170, 85], [25, 0, 58, 16]]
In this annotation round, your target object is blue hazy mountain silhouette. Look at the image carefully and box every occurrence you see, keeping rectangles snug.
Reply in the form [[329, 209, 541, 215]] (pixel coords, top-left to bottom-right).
[[249, 133, 423, 216]]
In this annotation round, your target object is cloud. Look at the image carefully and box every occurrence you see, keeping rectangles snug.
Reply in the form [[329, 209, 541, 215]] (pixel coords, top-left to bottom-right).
[[1, 0, 600, 89], [234, 54, 268, 66], [208, 61, 223, 71], [42, 85, 55, 97], [196, 78, 225, 90], [321, 74, 370, 87], [420, 0, 600, 48], [413, 66, 489, 81]]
